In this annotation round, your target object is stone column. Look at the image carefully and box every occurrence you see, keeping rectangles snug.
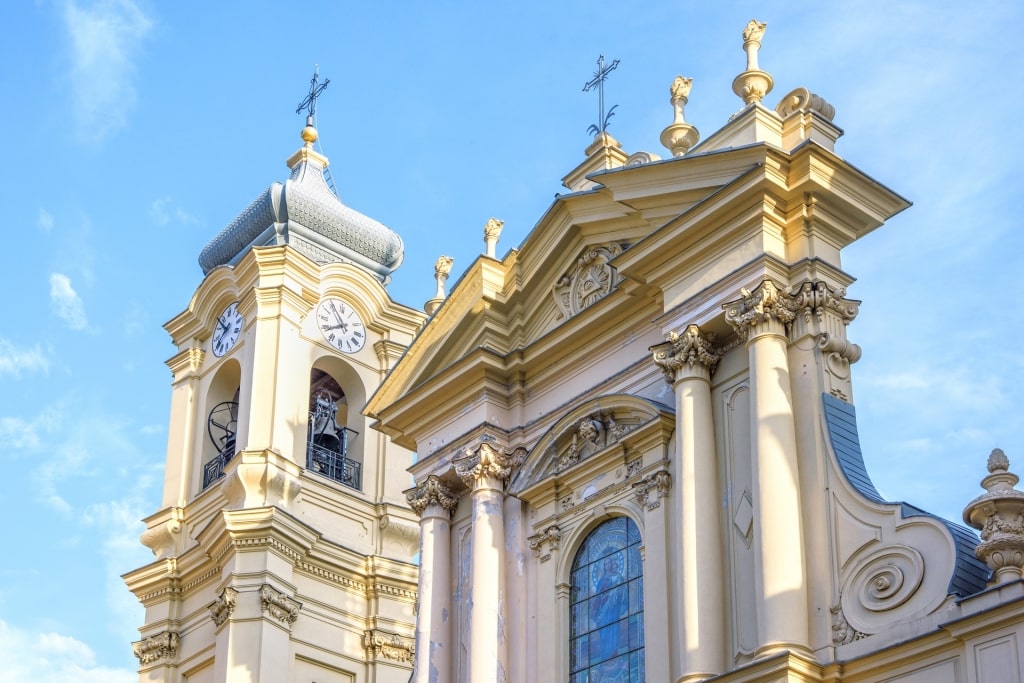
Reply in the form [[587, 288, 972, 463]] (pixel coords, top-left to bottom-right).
[[724, 280, 810, 657], [653, 324, 726, 681], [407, 476, 459, 683], [455, 442, 523, 683]]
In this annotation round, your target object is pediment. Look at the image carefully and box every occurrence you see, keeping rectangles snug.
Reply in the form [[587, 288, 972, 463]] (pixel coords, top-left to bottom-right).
[[509, 394, 672, 496]]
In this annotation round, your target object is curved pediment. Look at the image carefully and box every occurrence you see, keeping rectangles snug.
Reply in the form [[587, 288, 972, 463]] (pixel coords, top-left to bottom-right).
[[509, 394, 672, 496]]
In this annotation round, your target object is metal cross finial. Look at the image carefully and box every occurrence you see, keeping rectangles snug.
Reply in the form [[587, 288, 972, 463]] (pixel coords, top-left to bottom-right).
[[296, 65, 330, 121], [582, 54, 620, 136]]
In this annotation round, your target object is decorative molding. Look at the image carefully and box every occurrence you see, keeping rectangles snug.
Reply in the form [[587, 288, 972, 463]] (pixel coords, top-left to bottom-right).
[[652, 324, 724, 383], [775, 86, 835, 120], [723, 279, 797, 341], [260, 584, 300, 626], [830, 604, 866, 645], [363, 628, 415, 663], [209, 586, 237, 626], [553, 243, 624, 319], [406, 475, 459, 517], [626, 458, 643, 478], [787, 280, 860, 327], [528, 525, 562, 557], [132, 631, 179, 666], [455, 442, 526, 489], [632, 470, 672, 510]]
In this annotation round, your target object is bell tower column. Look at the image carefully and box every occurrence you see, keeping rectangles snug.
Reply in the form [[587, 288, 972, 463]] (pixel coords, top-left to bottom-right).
[[455, 443, 523, 683], [653, 324, 726, 682], [407, 476, 459, 683], [725, 280, 811, 657]]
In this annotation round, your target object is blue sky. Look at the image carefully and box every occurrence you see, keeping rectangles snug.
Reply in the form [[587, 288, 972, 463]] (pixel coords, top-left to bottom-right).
[[0, 1, 1021, 680]]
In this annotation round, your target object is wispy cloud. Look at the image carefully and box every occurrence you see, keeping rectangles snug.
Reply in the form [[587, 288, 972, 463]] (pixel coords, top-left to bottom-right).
[[0, 339, 49, 379], [49, 273, 90, 331], [37, 209, 54, 233], [149, 197, 200, 226], [0, 619, 135, 683], [62, 0, 153, 143]]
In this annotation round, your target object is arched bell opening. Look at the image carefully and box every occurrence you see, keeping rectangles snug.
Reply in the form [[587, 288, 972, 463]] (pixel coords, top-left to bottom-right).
[[200, 359, 241, 491], [306, 361, 365, 491]]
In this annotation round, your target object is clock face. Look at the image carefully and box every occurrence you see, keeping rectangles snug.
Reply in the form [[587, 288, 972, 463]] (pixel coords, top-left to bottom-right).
[[316, 297, 366, 354], [212, 301, 243, 357]]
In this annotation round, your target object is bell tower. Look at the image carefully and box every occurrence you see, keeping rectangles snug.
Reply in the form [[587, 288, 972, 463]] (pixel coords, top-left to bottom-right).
[[124, 100, 425, 682]]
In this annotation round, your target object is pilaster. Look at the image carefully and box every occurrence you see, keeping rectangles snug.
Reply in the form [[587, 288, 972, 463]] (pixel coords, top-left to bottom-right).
[[653, 324, 726, 681], [633, 468, 675, 683], [406, 476, 459, 683], [724, 280, 811, 658]]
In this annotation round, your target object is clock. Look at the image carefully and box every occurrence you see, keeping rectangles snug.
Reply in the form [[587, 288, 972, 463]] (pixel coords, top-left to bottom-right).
[[212, 301, 243, 357], [316, 297, 366, 353]]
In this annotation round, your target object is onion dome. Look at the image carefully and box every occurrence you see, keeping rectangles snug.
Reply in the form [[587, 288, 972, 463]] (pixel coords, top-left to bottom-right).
[[198, 123, 404, 283]]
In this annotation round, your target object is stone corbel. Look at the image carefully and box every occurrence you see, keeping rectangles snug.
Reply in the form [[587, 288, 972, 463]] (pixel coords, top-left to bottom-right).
[[132, 631, 180, 666], [380, 514, 421, 557], [260, 584, 300, 626], [139, 510, 183, 560], [363, 628, 416, 663], [527, 525, 562, 558], [633, 470, 672, 510], [209, 586, 238, 627]]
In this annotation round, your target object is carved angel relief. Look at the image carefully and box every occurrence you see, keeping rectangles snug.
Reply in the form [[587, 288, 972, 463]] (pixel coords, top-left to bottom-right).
[[554, 412, 634, 473], [553, 243, 624, 319]]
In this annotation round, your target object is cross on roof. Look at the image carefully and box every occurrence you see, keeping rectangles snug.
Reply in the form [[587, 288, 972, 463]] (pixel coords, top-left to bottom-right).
[[582, 55, 620, 136], [296, 65, 330, 120]]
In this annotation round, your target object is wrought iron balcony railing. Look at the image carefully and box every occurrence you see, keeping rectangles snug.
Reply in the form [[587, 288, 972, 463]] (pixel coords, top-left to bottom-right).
[[307, 434, 361, 490]]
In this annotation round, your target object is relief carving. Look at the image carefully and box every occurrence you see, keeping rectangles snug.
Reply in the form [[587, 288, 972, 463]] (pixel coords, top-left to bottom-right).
[[209, 586, 237, 626], [553, 243, 624, 319], [555, 412, 634, 473], [633, 469, 672, 510], [406, 475, 459, 517], [260, 584, 300, 626], [132, 631, 179, 666], [528, 525, 562, 557], [363, 628, 415, 662]]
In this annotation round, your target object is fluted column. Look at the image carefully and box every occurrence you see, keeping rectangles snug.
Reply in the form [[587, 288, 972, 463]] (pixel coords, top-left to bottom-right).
[[455, 442, 524, 683], [724, 280, 810, 657], [653, 324, 726, 681], [407, 476, 459, 683]]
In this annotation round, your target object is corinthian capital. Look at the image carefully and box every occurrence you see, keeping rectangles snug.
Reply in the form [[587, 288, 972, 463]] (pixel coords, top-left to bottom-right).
[[455, 442, 526, 490], [406, 475, 459, 517], [787, 280, 860, 325], [723, 279, 797, 341], [652, 324, 723, 383]]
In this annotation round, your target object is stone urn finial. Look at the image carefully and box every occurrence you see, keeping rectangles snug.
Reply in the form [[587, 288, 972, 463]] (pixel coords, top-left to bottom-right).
[[483, 218, 504, 258], [964, 448, 1024, 586], [660, 76, 700, 157], [732, 19, 774, 107], [424, 255, 454, 315]]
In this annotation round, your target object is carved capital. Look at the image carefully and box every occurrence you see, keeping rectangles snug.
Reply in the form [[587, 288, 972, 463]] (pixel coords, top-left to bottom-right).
[[723, 280, 798, 341], [364, 628, 415, 663], [483, 217, 504, 240], [260, 584, 300, 626], [209, 586, 237, 627], [633, 469, 672, 510], [652, 324, 723, 383], [455, 442, 526, 490], [787, 280, 860, 328], [528, 525, 562, 558], [132, 631, 179, 666], [406, 475, 459, 517]]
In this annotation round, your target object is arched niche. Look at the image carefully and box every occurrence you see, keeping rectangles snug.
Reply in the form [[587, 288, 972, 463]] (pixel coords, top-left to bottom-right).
[[305, 354, 368, 491], [199, 358, 241, 491]]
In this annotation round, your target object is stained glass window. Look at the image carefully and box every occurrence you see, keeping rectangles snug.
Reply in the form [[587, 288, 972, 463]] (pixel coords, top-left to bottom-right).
[[569, 516, 644, 682]]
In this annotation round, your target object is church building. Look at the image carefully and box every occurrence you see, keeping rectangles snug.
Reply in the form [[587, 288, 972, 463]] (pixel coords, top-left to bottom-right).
[[125, 19, 1024, 683]]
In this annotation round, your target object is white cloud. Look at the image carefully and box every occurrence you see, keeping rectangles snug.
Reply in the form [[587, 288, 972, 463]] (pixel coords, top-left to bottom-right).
[[38, 209, 54, 232], [150, 197, 200, 226], [0, 416, 46, 451], [0, 339, 49, 378], [0, 619, 135, 683], [62, 0, 153, 142], [49, 273, 90, 331]]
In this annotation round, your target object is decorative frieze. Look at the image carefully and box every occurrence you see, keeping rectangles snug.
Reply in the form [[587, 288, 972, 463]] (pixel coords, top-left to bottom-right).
[[132, 631, 179, 666], [209, 586, 237, 626], [964, 448, 1024, 585], [260, 584, 300, 626], [633, 470, 672, 510], [652, 324, 724, 383], [528, 525, 562, 557], [406, 475, 459, 517], [364, 628, 415, 663], [553, 243, 624, 319]]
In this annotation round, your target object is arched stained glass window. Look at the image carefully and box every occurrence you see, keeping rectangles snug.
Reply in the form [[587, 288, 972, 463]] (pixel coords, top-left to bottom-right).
[[569, 516, 644, 682]]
